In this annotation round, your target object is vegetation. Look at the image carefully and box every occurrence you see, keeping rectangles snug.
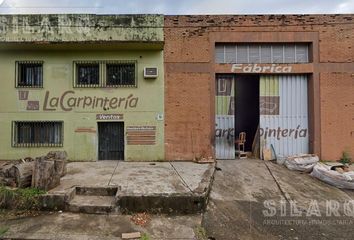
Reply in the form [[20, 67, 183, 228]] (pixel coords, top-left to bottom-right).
[[0, 186, 46, 210], [0, 226, 9, 237], [339, 151, 352, 165], [140, 233, 150, 240], [194, 226, 208, 240]]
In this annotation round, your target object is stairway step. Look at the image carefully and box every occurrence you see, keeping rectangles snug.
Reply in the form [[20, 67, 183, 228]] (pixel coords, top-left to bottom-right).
[[75, 186, 118, 196], [67, 195, 117, 214]]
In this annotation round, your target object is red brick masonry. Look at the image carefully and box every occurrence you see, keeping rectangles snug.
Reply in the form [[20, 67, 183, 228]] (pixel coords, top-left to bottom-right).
[[164, 15, 354, 161]]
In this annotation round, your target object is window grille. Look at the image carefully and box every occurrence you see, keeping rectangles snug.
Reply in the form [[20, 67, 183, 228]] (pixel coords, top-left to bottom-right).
[[16, 61, 43, 88], [12, 121, 63, 147], [73, 61, 137, 88]]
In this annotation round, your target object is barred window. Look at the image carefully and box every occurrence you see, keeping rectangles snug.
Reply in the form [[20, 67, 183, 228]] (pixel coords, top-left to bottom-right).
[[16, 61, 43, 88], [215, 43, 310, 64], [73, 61, 137, 88], [12, 121, 63, 147], [106, 63, 135, 87], [76, 63, 100, 86]]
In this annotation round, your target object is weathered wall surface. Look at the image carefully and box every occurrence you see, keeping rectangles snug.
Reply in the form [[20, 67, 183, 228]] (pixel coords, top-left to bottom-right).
[[0, 48, 165, 161], [0, 48, 164, 161], [0, 14, 164, 43], [164, 14, 354, 161]]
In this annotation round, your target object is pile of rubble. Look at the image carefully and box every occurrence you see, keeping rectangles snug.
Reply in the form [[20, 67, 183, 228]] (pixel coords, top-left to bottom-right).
[[0, 151, 67, 191], [276, 154, 354, 190]]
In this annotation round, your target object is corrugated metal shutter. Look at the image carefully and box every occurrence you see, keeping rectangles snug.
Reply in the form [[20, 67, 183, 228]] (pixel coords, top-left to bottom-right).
[[260, 75, 309, 157], [215, 75, 235, 159]]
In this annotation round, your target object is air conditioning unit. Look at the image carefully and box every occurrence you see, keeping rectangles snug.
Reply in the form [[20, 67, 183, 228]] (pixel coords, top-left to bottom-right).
[[144, 67, 158, 79]]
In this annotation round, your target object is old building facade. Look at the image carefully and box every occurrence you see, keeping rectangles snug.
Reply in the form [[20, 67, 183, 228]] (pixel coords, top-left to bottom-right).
[[0, 15, 165, 161], [0, 14, 353, 161], [164, 15, 354, 161]]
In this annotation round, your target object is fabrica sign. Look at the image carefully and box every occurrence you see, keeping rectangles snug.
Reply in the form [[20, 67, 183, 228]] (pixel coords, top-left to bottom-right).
[[231, 64, 292, 73]]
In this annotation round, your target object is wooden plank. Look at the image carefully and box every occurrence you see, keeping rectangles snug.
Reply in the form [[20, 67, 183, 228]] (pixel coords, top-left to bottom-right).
[[122, 232, 141, 239]]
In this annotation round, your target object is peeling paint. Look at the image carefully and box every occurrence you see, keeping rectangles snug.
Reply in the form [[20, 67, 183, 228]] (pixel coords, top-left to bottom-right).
[[0, 14, 164, 43]]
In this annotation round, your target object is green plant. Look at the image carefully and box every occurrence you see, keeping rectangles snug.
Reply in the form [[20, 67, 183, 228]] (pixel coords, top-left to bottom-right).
[[0, 186, 46, 210], [140, 233, 150, 240], [0, 226, 9, 237], [194, 226, 208, 240], [339, 151, 352, 165]]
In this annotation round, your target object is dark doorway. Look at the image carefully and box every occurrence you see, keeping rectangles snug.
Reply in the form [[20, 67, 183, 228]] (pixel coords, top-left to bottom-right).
[[235, 75, 260, 152], [98, 122, 124, 160]]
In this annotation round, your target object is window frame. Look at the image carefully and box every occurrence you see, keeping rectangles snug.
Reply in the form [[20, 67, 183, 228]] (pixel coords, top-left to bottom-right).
[[215, 43, 310, 64], [12, 121, 64, 148], [73, 60, 138, 88], [15, 61, 44, 88]]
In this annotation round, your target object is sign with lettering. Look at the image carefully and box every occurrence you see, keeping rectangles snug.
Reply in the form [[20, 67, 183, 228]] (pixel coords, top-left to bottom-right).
[[96, 114, 123, 121], [43, 91, 138, 111], [231, 64, 292, 73]]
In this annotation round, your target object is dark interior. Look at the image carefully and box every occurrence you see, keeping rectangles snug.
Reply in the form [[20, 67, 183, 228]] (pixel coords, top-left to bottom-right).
[[235, 75, 260, 151]]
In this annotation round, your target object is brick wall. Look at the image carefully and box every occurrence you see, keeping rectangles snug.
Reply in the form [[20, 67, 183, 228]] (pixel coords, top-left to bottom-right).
[[320, 73, 354, 160], [164, 14, 354, 161]]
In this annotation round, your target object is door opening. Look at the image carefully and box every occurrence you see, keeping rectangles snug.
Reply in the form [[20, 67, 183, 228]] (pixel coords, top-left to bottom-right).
[[235, 75, 260, 153], [98, 122, 124, 160]]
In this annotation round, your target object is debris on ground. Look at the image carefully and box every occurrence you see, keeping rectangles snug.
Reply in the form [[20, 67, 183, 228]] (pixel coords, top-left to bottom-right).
[[311, 162, 354, 189], [130, 212, 151, 227], [284, 154, 319, 172], [0, 151, 68, 191], [122, 232, 141, 239], [194, 157, 214, 164]]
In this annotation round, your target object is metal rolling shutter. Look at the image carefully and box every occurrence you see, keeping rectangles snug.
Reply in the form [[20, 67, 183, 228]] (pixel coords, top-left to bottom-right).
[[259, 75, 309, 157], [215, 75, 235, 159]]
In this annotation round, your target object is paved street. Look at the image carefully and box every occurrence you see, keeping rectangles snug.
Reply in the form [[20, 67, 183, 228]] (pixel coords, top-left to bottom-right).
[[203, 159, 354, 240], [1, 159, 354, 239]]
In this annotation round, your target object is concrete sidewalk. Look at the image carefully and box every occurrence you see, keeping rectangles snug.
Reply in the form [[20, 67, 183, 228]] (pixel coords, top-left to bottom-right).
[[44, 161, 215, 214]]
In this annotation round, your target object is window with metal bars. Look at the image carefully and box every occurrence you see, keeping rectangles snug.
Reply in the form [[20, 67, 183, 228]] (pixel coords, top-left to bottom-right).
[[16, 61, 43, 88], [215, 43, 310, 64], [73, 61, 137, 88], [76, 63, 100, 86], [106, 63, 135, 87], [12, 121, 63, 147]]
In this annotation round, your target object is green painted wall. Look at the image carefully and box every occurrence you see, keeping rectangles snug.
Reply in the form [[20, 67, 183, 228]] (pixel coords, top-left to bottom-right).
[[0, 48, 164, 161]]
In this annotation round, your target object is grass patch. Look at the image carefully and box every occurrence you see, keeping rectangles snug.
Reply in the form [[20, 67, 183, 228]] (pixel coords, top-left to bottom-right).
[[194, 226, 208, 240], [140, 233, 150, 240], [0, 226, 9, 237], [339, 151, 352, 165], [0, 186, 46, 210]]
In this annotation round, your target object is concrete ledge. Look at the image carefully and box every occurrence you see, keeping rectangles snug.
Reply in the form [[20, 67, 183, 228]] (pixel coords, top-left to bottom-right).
[[117, 193, 207, 214], [39, 161, 216, 214]]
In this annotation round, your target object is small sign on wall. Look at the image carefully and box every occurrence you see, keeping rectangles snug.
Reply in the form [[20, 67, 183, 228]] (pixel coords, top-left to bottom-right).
[[96, 114, 123, 121], [26, 101, 39, 110]]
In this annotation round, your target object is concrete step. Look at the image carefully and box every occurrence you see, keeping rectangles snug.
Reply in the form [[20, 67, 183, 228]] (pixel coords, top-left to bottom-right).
[[67, 195, 118, 214], [75, 186, 118, 196]]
